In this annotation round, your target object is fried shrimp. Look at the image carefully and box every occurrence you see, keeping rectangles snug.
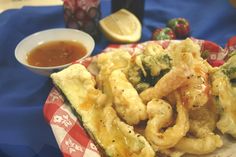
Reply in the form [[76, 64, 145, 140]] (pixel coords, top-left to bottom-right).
[[167, 39, 210, 109], [109, 70, 147, 125], [140, 66, 191, 103], [145, 94, 189, 150], [179, 62, 210, 109], [140, 39, 205, 104]]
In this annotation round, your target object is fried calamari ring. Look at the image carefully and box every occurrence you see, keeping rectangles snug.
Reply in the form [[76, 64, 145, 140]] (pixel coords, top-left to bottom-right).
[[145, 94, 189, 150], [174, 105, 222, 155], [188, 105, 218, 138], [175, 134, 222, 155]]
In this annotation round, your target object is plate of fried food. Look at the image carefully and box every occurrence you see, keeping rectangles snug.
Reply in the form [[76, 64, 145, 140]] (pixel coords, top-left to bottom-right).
[[44, 38, 236, 157]]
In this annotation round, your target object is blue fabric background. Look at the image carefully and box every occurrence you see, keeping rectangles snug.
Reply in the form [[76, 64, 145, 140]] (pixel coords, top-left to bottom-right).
[[0, 0, 235, 157]]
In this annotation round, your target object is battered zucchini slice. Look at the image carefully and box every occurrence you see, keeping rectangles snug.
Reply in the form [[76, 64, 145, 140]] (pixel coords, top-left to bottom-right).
[[51, 64, 155, 157]]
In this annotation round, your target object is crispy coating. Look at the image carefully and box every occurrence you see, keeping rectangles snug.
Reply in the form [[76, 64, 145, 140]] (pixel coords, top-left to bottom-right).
[[51, 64, 155, 157], [211, 70, 236, 137], [175, 134, 222, 155], [51, 39, 233, 157], [211, 55, 236, 138], [174, 105, 222, 155], [109, 70, 147, 125], [143, 43, 164, 56], [140, 39, 210, 111], [145, 94, 189, 150], [140, 66, 190, 103], [96, 50, 131, 103], [178, 61, 210, 109], [188, 105, 218, 138], [166, 38, 201, 67], [51, 64, 96, 110], [159, 149, 185, 157]]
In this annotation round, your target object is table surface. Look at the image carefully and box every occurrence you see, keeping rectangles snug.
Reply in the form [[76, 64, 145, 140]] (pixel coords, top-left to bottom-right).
[[0, 0, 236, 157]]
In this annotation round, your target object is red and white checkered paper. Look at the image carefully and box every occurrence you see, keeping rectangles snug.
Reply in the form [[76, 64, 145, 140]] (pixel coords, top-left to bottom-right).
[[43, 39, 233, 157]]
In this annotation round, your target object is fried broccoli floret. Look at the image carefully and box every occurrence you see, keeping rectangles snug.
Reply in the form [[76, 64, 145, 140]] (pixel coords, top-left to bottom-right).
[[127, 45, 171, 93]]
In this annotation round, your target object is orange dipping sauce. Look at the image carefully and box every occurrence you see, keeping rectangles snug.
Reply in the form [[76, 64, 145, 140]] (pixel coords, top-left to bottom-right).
[[27, 40, 87, 67]]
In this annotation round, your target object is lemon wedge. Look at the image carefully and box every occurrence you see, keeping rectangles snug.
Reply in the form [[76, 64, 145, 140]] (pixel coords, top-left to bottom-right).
[[99, 9, 142, 43]]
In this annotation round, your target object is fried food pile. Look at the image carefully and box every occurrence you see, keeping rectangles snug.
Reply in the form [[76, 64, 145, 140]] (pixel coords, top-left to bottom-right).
[[51, 38, 236, 157]]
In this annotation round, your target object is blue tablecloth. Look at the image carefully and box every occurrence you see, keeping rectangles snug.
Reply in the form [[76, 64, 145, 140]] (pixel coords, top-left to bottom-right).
[[0, 0, 235, 157]]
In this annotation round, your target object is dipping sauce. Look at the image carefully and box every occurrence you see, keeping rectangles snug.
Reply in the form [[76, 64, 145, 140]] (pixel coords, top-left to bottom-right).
[[27, 40, 87, 67]]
